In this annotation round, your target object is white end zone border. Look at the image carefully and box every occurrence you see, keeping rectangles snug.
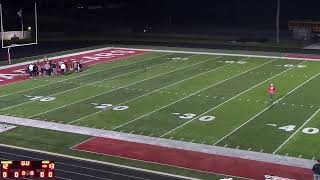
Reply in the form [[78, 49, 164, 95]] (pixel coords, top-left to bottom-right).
[[0, 143, 201, 180]]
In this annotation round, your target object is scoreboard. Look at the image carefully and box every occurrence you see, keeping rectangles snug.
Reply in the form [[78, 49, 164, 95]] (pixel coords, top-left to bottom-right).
[[0, 161, 54, 178]]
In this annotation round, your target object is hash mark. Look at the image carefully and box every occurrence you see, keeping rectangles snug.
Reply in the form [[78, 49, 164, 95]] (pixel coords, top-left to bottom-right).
[[190, 139, 195, 142], [260, 149, 264, 152], [201, 141, 206, 144], [236, 146, 240, 149], [224, 144, 228, 147], [312, 157, 316, 160], [248, 148, 251, 151], [169, 137, 173, 139], [149, 133, 154, 136], [180, 138, 184, 141], [298, 155, 302, 158], [285, 153, 289, 156], [129, 131, 135, 134]]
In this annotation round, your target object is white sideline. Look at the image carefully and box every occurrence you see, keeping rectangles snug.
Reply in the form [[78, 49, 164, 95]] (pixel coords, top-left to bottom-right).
[[160, 60, 306, 137], [117, 47, 320, 61], [0, 143, 200, 180], [273, 107, 320, 153], [0, 116, 315, 170], [214, 72, 320, 145], [112, 57, 270, 130]]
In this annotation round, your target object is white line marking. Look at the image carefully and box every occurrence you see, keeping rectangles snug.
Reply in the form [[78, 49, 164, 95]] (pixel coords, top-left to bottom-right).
[[273, 106, 320, 154], [69, 56, 226, 125], [114, 57, 268, 130], [1, 54, 179, 112], [69, 137, 96, 151], [118, 47, 320, 62], [215, 72, 320, 146], [0, 51, 163, 98], [28, 54, 203, 120], [161, 60, 305, 138]]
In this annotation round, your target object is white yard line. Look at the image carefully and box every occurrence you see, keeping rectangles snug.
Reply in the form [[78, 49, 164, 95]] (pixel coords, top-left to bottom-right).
[[213, 72, 320, 145], [68, 56, 227, 124], [273, 107, 320, 154], [1, 53, 188, 112], [160, 61, 306, 138], [0, 52, 169, 98], [27, 54, 212, 119], [113, 58, 273, 130]]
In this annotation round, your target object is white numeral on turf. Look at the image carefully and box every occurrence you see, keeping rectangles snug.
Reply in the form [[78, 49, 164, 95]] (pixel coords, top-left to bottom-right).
[[302, 128, 319, 134], [28, 96, 55, 102], [179, 113, 196, 119], [282, 64, 307, 68], [199, 115, 216, 121], [278, 125, 296, 132], [225, 61, 247, 64], [175, 113, 215, 122], [92, 103, 129, 111]]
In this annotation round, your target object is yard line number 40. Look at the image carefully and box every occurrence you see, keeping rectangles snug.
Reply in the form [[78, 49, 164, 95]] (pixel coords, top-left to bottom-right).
[[276, 124, 319, 134]]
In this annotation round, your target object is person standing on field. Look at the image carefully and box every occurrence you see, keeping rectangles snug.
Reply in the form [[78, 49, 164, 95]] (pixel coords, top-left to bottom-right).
[[313, 160, 320, 180], [268, 84, 276, 101], [60, 62, 66, 75]]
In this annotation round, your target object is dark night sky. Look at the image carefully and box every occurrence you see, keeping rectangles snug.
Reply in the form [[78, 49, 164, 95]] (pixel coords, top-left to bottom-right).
[[0, 0, 319, 32]]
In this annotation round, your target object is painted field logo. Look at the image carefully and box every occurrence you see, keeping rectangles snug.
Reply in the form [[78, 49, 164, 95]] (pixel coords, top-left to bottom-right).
[[0, 124, 16, 133]]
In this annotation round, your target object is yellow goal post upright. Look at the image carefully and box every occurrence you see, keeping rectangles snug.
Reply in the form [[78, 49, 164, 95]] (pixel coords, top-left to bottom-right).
[[0, 2, 38, 64]]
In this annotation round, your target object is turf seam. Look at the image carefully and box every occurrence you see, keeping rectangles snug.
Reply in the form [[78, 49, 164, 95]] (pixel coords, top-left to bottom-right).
[[214, 72, 320, 146]]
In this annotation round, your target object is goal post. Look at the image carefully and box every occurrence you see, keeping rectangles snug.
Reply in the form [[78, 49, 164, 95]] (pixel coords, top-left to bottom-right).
[[0, 2, 38, 64]]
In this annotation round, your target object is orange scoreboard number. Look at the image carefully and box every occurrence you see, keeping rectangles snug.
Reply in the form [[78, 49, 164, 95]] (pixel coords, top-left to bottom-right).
[[0, 160, 55, 178]]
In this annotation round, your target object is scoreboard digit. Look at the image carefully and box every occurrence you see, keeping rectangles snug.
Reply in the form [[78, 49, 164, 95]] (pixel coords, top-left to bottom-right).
[[0, 160, 54, 178]]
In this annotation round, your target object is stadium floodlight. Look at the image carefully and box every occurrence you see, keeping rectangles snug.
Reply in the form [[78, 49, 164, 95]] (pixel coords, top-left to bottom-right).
[[0, 3, 38, 64]]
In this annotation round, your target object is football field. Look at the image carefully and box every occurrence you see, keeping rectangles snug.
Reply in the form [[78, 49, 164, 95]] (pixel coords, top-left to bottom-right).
[[0, 47, 319, 179]]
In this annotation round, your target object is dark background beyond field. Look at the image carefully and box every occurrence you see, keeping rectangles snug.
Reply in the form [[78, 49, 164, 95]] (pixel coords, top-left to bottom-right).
[[1, 0, 320, 63]]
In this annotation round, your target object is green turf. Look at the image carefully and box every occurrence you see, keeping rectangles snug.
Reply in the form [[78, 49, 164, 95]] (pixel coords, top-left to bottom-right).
[[1, 48, 320, 179]]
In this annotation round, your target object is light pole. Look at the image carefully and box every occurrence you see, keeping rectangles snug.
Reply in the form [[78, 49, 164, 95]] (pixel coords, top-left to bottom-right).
[[276, 0, 280, 44]]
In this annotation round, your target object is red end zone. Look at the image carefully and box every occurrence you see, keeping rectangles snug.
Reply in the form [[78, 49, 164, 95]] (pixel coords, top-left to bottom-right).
[[73, 137, 312, 180], [0, 48, 146, 86], [285, 54, 320, 60]]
